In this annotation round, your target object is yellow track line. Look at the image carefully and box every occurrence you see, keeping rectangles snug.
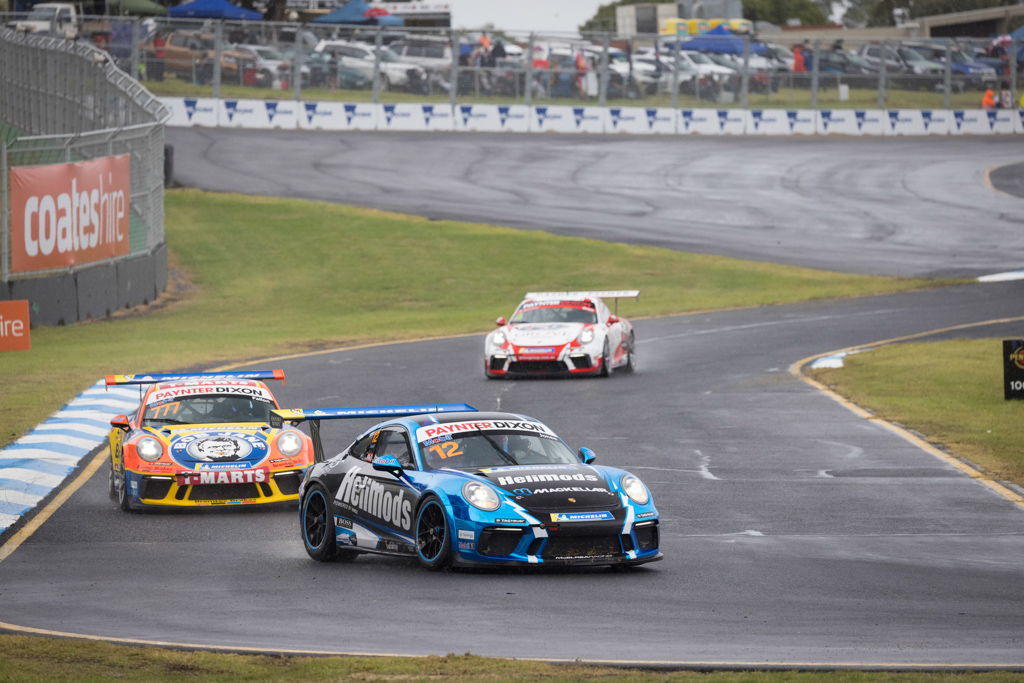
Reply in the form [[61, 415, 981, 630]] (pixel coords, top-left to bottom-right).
[[789, 315, 1024, 509]]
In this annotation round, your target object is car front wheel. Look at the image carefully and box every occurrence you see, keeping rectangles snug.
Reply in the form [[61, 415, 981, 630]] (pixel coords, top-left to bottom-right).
[[415, 496, 452, 570]]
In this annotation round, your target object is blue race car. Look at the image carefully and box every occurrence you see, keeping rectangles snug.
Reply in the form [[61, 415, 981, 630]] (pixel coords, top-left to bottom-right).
[[270, 404, 662, 570]]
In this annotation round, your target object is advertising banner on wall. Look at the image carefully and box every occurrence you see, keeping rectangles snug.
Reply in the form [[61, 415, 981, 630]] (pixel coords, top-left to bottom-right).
[[748, 109, 816, 135], [298, 102, 378, 130], [815, 109, 885, 135], [532, 106, 605, 133], [163, 97, 218, 127], [455, 104, 530, 132], [9, 155, 131, 275], [218, 99, 300, 129], [380, 103, 454, 131], [608, 107, 676, 134], [1003, 339, 1024, 400], [678, 109, 746, 135], [0, 300, 31, 351], [950, 109, 1015, 135], [883, 109, 950, 135]]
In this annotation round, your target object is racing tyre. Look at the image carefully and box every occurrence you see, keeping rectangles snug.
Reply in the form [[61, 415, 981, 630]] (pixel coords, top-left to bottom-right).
[[623, 333, 637, 373], [415, 496, 452, 570], [115, 458, 135, 512], [302, 484, 341, 562], [599, 341, 612, 378]]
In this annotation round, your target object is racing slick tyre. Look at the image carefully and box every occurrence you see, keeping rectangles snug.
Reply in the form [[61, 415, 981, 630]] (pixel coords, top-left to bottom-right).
[[114, 459, 135, 513], [302, 484, 343, 562], [599, 341, 612, 378], [415, 495, 452, 570], [623, 333, 637, 373]]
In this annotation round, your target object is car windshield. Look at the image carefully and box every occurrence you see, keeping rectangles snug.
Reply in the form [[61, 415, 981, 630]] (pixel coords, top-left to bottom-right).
[[253, 47, 283, 60], [377, 47, 400, 63], [898, 47, 928, 62], [420, 430, 578, 470], [510, 304, 598, 324], [142, 394, 274, 426], [27, 7, 58, 19], [685, 51, 712, 64]]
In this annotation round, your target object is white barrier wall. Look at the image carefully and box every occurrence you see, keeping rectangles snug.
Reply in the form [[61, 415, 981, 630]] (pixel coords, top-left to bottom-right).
[[159, 98, 1022, 137]]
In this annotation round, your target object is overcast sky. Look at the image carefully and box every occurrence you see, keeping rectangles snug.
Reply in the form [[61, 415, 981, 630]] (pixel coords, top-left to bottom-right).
[[448, 0, 608, 35]]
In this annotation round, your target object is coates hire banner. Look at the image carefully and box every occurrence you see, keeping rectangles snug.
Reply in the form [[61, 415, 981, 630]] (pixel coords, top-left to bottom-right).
[[10, 155, 131, 275]]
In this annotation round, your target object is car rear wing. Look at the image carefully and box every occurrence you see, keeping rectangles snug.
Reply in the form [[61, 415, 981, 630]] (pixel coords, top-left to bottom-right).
[[524, 290, 639, 314], [270, 403, 477, 462], [105, 369, 285, 387]]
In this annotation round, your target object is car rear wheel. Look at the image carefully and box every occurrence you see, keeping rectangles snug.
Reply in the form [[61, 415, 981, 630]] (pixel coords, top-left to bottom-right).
[[623, 333, 637, 373], [302, 484, 343, 562], [415, 496, 452, 570], [599, 340, 612, 377]]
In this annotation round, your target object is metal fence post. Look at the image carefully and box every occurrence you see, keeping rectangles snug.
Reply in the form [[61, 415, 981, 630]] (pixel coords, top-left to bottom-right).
[[1, 142, 8, 282], [292, 41, 304, 101], [212, 20, 223, 98], [599, 33, 610, 106], [449, 29, 459, 109], [524, 33, 534, 107], [671, 32, 680, 111], [878, 41, 887, 109], [740, 34, 750, 109], [1011, 39, 1018, 109], [811, 40, 819, 110], [372, 26, 383, 103], [943, 39, 952, 110], [130, 17, 141, 81]]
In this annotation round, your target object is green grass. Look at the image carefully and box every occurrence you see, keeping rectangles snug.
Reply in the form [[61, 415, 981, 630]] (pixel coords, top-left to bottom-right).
[[0, 189, 946, 449], [1, 633, 1022, 682], [143, 77, 987, 109], [809, 339, 1024, 484]]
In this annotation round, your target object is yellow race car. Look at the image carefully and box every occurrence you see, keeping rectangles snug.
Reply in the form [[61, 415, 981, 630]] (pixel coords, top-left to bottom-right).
[[105, 370, 314, 511]]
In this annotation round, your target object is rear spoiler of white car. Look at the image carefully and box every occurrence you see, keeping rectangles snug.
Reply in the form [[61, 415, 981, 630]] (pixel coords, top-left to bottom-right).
[[270, 403, 477, 462], [524, 290, 639, 314]]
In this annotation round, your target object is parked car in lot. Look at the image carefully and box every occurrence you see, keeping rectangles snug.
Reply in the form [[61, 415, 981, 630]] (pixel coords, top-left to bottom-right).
[[903, 41, 998, 90], [857, 44, 945, 90], [814, 50, 880, 88], [235, 43, 311, 87], [388, 35, 454, 73], [314, 39, 426, 91]]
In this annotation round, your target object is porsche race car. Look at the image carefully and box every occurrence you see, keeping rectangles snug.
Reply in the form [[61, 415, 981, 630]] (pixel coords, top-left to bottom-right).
[[274, 403, 661, 570], [105, 370, 315, 510], [484, 291, 639, 378]]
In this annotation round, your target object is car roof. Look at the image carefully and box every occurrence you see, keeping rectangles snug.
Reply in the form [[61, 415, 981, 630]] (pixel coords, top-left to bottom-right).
[[377, 411, 541, 433]]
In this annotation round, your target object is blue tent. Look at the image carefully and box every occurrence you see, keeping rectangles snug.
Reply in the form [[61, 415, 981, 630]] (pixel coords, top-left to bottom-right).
[[169, 0, 262, 20], [310, 0, 404, 25], [667, 25, 769, 56]]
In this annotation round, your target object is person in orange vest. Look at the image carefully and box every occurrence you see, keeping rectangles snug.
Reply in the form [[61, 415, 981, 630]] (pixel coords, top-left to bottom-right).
[[981, 87, 998, 109]]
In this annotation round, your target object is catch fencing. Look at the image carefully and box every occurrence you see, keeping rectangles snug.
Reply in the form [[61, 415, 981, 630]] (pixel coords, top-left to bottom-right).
[[7, 15, 1014, 112], [0, 27, 169, 324]]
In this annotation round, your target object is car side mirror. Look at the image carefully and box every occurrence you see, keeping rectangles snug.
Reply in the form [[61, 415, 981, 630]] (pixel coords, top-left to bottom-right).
[[110, 414, 131, 431], [607, 315, 620, 325], [578, 447, 596, 464], [372, 454, 405, 478], [495, 316, 507, 326]]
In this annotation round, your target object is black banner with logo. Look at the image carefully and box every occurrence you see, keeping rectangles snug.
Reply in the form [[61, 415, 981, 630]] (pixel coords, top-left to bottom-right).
[[1003, 340, 1024, 400]]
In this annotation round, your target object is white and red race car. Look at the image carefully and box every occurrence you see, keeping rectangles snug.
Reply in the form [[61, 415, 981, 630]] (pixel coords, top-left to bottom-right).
[[484, 291, 639, 378]]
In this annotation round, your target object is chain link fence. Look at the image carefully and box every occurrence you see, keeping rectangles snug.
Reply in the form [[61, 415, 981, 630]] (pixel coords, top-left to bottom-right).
[[6, 15, 1013, 112], [1, 26, 169, 284]]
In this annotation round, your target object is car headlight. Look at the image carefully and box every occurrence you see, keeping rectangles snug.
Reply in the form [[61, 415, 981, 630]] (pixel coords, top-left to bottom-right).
[[578, 327, 595, 344], [463, 481, 501, 511], [492, 329, 507, 346], [621, 474, 649, 505], [136, 436, 163, 462], [276, 431, 304, 457]]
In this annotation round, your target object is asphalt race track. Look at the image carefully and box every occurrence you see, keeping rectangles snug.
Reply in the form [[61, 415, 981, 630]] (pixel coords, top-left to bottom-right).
[[1, 132, 1023, 668], [166, 129, 1024, 278]]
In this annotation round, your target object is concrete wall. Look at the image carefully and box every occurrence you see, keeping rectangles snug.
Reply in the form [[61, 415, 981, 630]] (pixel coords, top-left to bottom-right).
[[5, 246, 167, 326]]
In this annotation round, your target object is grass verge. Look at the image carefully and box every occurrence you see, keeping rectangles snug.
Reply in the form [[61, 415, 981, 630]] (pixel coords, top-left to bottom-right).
[[809, 339, 1024, 485], [0, 633, 1021, 682], [1, 188, 945, 447]]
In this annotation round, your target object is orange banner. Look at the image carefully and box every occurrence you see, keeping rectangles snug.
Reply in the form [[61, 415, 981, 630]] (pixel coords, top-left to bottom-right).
[[0, 300, 31, 351], [9, 155, 131, 274]]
